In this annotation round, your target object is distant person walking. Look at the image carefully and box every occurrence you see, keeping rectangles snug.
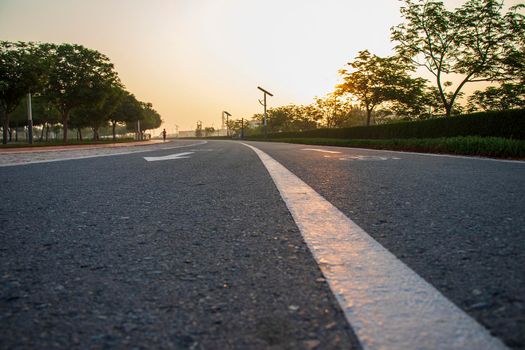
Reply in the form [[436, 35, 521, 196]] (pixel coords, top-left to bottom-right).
[[162, 129, 167, 142]]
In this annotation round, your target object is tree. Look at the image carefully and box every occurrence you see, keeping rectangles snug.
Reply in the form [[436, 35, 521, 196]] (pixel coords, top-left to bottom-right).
[[31, 95, 60, 141], [386, 77, 433, 119], [45, 44, 119, 142], [101, 85, 125, 141], [7, 99, 28, 142], [392, 0, 525, 117], [139, 103, 162, 131], [315, 94, 369, 128], [252, 107, 288, 132], [316, 94, 350, 128], [294, 104, 323, 130], [337, 50, 426, 125], [204, 126, 215, 137], [256, 104, 321, 133], [10, 95, 60, 141], [265, 106, 292, 132], [68, 107, 91, 141], [111, 91, 140, 141], [126, 102, 162, 139], [71, 82, 124, 141], [225, 119, 246, 137], [0, 41, 49, 144], [468, 83, 525, 111]]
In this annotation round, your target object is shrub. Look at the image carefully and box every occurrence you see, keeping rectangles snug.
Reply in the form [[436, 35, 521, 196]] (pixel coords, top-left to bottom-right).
[[252, 109, 525, 140]]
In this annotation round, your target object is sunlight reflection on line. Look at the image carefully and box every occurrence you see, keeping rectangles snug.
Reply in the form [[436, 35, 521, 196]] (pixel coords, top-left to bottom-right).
[[335, 155, 401, 161]]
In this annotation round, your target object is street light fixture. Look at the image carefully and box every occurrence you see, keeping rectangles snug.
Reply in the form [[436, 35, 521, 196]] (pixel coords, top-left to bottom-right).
[[257, 86, 273, 138]]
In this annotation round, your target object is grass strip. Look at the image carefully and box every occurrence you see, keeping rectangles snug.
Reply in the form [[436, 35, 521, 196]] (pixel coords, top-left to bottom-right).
[[260, 136, 525, 159]]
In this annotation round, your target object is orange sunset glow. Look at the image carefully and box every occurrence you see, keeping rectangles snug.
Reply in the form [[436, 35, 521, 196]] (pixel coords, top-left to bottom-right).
[[1, 0, 521, 133]]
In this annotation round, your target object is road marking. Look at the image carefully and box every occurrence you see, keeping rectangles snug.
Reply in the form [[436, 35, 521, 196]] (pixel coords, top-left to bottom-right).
[[302, 148, 401, 161], [301, 144, 524, 164], [301, 148, 341, 154], [242, 142, 507, 350], [144, 152, 194, 162], [0, 141, 207, 167], [336, 155, 402, 161], [339, 155, 389, 161]]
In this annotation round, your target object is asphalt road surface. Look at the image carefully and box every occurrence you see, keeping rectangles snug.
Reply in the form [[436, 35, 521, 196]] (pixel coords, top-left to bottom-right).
[[1, 140, 523, 349], [248, 140, 525, 349]]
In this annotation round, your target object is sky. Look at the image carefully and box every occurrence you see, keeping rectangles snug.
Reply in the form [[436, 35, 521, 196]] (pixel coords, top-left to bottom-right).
[[0, 0, 521, 133]]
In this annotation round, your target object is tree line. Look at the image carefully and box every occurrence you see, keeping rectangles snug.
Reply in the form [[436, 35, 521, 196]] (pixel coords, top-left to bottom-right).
[[0, 42, 162, 144], [227, 0, 524, 135]]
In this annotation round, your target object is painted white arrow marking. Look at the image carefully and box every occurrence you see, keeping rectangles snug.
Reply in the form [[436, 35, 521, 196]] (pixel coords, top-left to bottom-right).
[[144, 152, 194, 162]]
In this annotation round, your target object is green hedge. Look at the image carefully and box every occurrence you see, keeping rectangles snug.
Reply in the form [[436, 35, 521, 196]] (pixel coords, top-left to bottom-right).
[[254, 109, 525, 140]]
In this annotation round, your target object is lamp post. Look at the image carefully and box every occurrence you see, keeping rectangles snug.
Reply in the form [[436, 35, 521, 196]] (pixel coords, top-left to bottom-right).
[[257, 86, 273, 138], [241, 118, 244, 139], [222, 111, 231, 137], [27, 92, 33, 144]]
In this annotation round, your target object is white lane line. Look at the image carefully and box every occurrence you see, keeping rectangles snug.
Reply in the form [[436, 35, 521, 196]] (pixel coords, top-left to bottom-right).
[[242, 142, 507, 350], [144, 152, 194, 162], [0, 141, 207, 167], [301, 148, 341, 154]]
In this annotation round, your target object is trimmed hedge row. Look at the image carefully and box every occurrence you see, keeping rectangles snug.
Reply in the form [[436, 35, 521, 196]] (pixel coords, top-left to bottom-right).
[[253, 109, 525, 140]]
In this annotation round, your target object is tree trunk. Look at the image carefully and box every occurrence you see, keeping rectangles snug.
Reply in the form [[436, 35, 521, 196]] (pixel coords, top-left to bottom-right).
[[112, 121, 117, 141], [45, 124, 50, 141], [1, 109, 8, 145], [39, 122, 46, 142], [366, 108, 372, 126], [93, 128, 99, 141], [62, 111, 69, 143], [444, 103, 452, 117], [78, 128, 83, 141]]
